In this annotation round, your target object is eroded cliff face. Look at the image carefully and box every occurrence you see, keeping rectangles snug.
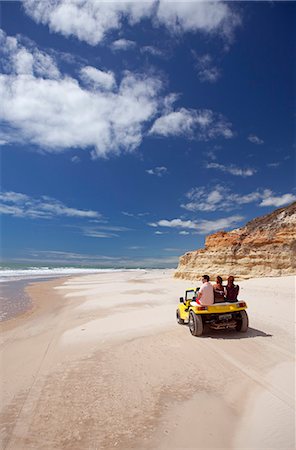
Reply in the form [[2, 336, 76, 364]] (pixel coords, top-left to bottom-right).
[[174, 202, 296, 281]]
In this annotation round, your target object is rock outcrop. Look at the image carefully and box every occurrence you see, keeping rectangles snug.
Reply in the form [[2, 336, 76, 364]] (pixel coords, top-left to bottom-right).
[[174, 202, 296, 280]]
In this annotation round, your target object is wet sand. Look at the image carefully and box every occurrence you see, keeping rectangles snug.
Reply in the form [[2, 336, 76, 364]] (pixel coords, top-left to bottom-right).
[[0, 271, 295, 449], [0, 276, 71, 322], [0, 280, 33, 321]]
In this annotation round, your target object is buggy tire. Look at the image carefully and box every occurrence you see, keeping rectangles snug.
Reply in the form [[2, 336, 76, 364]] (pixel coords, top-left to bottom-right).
[[236, 310, 249, 332], [176, 309, 185, 325], [189, 311, 203, 336]]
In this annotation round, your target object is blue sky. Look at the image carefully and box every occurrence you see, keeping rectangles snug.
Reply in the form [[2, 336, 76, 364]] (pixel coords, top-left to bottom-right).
[[0, 1, 295, 268]]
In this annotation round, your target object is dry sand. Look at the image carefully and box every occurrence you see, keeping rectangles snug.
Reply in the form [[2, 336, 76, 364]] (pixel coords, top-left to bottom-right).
[[0, 270, 295, 449]]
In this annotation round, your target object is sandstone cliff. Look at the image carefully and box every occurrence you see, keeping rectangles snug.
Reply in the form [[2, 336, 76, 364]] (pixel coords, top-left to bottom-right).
[[174, 202, 296, 280]]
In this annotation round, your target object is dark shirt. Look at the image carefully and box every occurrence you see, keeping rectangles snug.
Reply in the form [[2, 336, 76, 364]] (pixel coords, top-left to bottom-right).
[[225, 284, 239, 302], [213, 283, 225, 303]]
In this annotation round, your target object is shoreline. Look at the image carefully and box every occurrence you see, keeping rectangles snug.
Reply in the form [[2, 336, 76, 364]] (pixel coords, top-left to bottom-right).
[[1, 271, 295, 449], [0, 276, 71, 331]]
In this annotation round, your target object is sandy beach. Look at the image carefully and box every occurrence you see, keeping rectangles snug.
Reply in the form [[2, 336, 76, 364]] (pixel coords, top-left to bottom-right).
[[0, 270, 295, 449]]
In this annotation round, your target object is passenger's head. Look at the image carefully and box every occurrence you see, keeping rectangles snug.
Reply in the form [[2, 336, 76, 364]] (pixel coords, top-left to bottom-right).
[[228, 276, 235, 285], [202, 275, 210, 283], [216, 276, 223, 285]]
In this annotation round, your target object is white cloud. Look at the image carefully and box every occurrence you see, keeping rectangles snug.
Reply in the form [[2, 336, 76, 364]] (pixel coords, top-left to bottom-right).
[[0, 29, 60, 79], [0, 191, 29, 203], [259, 193, 296, 208], [267, 162, 280, 168], [80, 66, 116, 91], [179, 231, 190, 235], [149, 218, 199, 230], [150, 108, 197, 137], [149, 215, 243, 234], [0, 29, 235, 158], [182, 185, 230, 212], [181, 185, 295, 212], [162, 93, 181, 113], [206, 162, 256, 177], [71, 156, 80, 163], [193, 53, 220, 83], [248, 134, 264, 145], [146, 166, 168, 177], [197, 215, 243, 234], [0, 191, 101, 220], [0, 31, 163, 158], [23, 1, 155, 46], [156, 1, 240, 39], [111, 39, 136, 51], [150, 108, 233, 140], [23, 1, 240, 46]]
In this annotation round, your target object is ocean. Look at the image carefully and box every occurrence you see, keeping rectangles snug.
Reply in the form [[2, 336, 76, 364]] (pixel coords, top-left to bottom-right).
[[0, 263, 140, 322]]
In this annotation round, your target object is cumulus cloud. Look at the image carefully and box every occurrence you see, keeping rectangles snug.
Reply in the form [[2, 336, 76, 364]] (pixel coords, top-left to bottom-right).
[[80, 66, 116, 90], [150, 108, 233, 140], [248, 134, 264, 145], [206, 162, 256, 177], [149, 215, 243, 234], [0, 30, 163, 158], [111, 39, 136, 51], [23, 0, 240, 46], [156, 1, 240, 39], [193, 53, 221, 83], [0, 29, 237, 157], [181, 185, 295, 212], [0, 29, 60, 79], [150, 108, 197, 137], [146, 166, 168, 177], [0, 72, 161, 157], [0, 191, 101, 220]]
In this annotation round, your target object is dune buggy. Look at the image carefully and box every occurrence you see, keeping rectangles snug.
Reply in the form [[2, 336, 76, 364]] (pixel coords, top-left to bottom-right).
[[176, 288, 249, 336]]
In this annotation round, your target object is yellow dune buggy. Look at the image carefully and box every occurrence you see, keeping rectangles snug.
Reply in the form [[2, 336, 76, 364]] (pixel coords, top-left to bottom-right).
[[176, 288, 249, 336]]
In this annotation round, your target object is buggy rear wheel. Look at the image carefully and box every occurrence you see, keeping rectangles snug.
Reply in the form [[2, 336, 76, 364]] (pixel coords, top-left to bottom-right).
[[236, 310, 249, 332], [189, 311, 203, 336], [176, 309, 185, 324]]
